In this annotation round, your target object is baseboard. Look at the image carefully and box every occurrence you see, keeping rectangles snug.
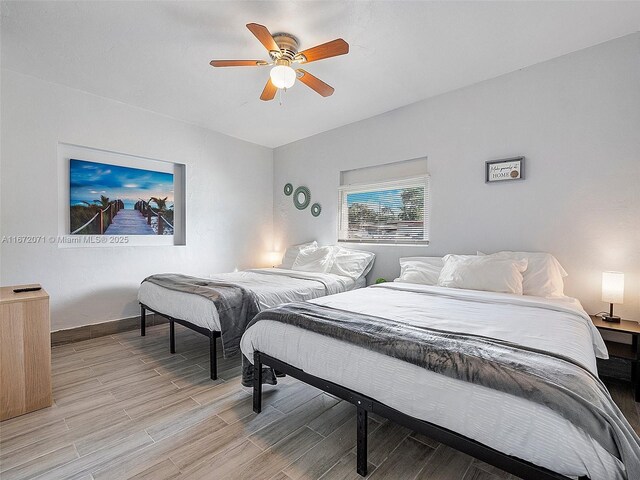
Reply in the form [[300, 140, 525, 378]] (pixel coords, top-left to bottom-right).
[[51, 313, 168, 346]]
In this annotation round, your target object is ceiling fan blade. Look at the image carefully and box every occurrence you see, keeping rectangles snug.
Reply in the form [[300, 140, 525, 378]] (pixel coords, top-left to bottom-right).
[[296, 69, 335, 97], [246, 23, 280, 53], [210, 60, 267, 67], [297, 39, 349, 64], [260, 78, 277, 101]]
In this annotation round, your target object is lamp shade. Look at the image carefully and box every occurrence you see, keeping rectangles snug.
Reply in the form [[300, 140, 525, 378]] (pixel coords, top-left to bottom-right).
[[266, 251, 283, 266], [602, 271, 624, 304], [270, 65, 296, 89]]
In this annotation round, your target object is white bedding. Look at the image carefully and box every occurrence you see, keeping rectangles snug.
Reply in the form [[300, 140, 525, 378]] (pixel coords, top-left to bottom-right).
[[240, 283, 624, 480], [138, 268, 363, 331]]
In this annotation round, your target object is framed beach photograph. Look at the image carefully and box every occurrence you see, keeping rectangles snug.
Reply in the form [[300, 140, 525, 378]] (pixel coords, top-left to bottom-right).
[[69, 159, 175, 236], [485, 157, 525, 183]]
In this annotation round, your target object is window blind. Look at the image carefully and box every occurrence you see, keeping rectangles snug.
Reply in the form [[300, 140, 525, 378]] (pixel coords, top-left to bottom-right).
[[338, 175, 430, 245]]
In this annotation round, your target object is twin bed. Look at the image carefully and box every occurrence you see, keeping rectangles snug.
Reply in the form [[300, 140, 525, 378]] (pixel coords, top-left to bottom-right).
[[138, 247, 640, 480], [138, 267, 366, 379], [138, 241, 375, 379]]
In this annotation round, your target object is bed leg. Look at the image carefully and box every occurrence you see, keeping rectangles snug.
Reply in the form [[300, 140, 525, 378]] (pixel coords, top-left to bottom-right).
[[356, 406, 368, 477], [253, 352, 263, 414], [140, 305, 146, 336], [169, 320, 175, 354], [209, 332, 218, 380]]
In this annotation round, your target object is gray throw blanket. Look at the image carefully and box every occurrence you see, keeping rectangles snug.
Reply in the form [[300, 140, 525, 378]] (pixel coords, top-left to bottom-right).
[[144, 273, 278, 385], [247, 301, 640, 479], [143, 273, 260, 358]]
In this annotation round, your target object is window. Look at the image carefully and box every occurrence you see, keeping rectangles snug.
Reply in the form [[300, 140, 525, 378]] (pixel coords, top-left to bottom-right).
[[338, 175, 430, 245]]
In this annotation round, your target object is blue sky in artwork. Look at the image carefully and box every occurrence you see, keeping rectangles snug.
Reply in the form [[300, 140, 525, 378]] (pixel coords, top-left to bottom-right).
[[70, 159, 174, 209], [347, 188, 403, 211]]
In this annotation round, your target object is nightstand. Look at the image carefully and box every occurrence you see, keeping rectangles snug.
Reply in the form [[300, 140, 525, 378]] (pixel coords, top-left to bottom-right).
[[591, 315, 640, 402]]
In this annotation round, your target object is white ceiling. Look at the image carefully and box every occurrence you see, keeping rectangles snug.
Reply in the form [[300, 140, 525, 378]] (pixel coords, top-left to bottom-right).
[[2, 1, 640, 148]]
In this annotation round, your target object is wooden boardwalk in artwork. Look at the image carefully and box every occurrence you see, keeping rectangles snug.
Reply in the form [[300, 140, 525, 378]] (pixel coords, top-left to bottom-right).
[[104, 209, 154, 235]]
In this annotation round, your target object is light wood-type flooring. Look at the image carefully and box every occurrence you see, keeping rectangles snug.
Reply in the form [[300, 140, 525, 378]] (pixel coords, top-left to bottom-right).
[[1, 323, 638, 480]]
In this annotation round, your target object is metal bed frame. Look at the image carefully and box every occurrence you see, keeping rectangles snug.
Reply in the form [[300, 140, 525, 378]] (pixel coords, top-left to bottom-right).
[[252, 351, 590, 480], [139, 303, 221, 380]]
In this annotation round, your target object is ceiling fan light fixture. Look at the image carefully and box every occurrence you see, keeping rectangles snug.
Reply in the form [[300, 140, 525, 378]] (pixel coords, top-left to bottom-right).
[[270, 64, 296, 89], [210, 23, 348, 101]]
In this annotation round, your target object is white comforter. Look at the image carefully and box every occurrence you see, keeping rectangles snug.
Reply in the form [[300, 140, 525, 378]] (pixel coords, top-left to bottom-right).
[[240, 283, 624, 480], [138, 268, 360, 331]]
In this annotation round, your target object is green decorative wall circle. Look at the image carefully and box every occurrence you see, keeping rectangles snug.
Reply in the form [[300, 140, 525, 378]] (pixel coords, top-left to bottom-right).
[[293, 186, 311, 210], [311, 203, 322, 217], [284, 183, 293, 196]]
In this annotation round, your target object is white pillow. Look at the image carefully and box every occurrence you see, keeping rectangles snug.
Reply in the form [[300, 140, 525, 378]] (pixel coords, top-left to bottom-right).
[[438, 254, 528, 295], [292, 246, 336, 273], [479, 251, 567, 297], [280, 241, 318, 269], [329, 247, 375, 279], [395, 257, 443, 285]]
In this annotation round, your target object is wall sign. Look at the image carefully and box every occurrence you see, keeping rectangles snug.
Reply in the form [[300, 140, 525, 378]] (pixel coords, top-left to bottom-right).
[[485, 157, 524, 183]]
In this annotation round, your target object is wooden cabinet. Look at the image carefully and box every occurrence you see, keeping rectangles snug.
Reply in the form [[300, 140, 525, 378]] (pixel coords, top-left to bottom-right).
[[0, 285, 52, 421]]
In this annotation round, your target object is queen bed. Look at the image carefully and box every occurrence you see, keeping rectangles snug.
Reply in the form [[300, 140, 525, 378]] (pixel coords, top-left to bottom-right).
[[241, 253, 640, 480], [138, 243, 375, 380]]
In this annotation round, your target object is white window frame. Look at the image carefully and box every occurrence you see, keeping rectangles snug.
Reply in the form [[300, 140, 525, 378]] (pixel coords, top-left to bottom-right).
[[337, 175, 430, 246]]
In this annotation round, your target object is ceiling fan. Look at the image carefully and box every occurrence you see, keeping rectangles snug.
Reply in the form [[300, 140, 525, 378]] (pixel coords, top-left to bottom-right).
[[210, 23, 349, 101]]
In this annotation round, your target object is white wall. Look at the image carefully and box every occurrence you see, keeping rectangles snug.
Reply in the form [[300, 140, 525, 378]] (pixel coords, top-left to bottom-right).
[[274, 33, 640, 320], [1, 70, 273, 330]]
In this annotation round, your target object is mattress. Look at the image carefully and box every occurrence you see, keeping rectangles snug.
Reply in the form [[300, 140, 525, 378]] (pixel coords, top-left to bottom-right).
[[138, 268, 364, 331], [240, 283, 625, 480]]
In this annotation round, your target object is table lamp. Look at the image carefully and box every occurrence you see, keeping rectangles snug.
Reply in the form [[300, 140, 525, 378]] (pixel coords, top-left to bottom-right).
[[267, 251, 283, 268], [602, 271, 624, 323]]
